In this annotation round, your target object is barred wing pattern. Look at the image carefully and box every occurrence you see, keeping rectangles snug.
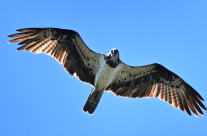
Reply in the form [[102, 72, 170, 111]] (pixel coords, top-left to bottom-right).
[[106, 63, 207, 116], [8, 28, 101, 85]]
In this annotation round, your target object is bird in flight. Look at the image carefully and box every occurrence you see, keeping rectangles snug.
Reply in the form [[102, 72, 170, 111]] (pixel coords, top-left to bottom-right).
[[8, 28, 206, 117]]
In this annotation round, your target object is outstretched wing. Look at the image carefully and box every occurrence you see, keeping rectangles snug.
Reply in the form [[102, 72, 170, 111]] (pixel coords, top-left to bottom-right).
[[8, 28, 102, 85], [106, 63, 207, 116]]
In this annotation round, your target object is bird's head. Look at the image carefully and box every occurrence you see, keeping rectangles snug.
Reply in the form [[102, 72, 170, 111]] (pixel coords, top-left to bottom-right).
[[104, 48, 120, 67], [108, 48, 119, 61], [104, 48, 120, 68], [108, 49, 119, 63]]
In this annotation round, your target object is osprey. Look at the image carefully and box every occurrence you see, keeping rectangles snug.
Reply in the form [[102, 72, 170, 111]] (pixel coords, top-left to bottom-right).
[[8, 28, 206, 117]]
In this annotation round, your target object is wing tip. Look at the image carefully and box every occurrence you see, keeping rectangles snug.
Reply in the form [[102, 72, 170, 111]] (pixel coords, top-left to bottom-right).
[[7, 34, 14, 38], [16, 28, 37, 32], [201, 104, 207, 111], [200, 113, 204, 116], [7, 40, 18, 43], [198, 96, 204, 101], [16, 48, 23, 51]]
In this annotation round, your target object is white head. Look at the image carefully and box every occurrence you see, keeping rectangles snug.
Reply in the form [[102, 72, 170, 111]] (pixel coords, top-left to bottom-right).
[[105, 48, 120, 68], [109, 48, 119, 60]]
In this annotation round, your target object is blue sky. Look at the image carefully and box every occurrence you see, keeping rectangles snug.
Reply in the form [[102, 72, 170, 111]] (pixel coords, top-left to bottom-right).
[[1, 0, 207, 136]]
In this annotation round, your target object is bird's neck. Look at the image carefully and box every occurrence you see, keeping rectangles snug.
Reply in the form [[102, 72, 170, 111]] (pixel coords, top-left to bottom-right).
[[104, 54, 120, 68]]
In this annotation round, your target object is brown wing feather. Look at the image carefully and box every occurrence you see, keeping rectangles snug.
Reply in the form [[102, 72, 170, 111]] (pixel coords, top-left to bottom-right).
[[106, 63, 206, 116], [8, 28, 101, 85]]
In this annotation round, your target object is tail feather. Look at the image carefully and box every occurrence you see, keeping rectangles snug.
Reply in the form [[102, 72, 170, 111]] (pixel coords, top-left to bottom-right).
[[83, 88, 103, 114]]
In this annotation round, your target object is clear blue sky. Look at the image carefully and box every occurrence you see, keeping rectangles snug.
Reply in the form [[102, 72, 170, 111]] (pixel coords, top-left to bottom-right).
[[1, 0, 207, 136]]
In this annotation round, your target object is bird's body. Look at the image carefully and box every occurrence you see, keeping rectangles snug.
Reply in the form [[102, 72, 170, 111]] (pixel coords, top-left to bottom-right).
[[83, 52, 122, 113], [8, 27, 207, 116], [95, 52, 121, 90]]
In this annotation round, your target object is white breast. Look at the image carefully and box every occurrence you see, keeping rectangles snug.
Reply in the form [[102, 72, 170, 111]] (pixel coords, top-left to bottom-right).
[[94, 55, 121, 91]]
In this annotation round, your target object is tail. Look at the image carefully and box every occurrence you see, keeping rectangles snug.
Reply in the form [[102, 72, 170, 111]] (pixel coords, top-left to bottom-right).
[[83, 88, 104, 114]]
